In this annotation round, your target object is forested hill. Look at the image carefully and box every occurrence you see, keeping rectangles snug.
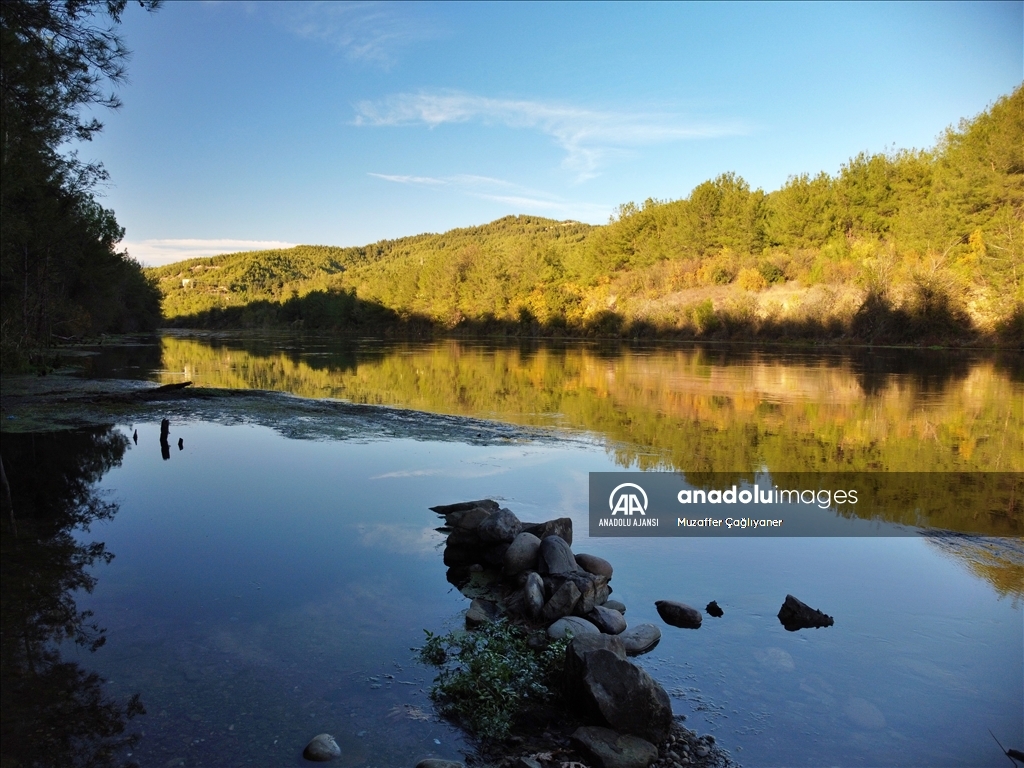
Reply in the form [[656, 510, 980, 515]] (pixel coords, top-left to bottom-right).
[[150, 86, 1023, 344]]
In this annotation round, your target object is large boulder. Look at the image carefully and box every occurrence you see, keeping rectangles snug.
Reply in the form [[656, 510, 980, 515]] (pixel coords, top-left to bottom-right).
[[522, 518, 573, 545], [542, 580, 581, 621], [538, 535, 579, 576], [443, 544, 477, 567], [446, 527, 481, 548], [618, 624, 661, 656], [575, 553, 613, 578], [587, 605, 627, 635], [578, 650, 673, 743], [504, 532, 542, 575], [547, 616, 600, 639], [478, 507, 523, 543], [570, 726, 658, 768], [523, 572, 545, 618], [480, 543, 511, 567], [303, 733, 341, 762], [655, 600, 702, 629], [777, 594, 834, 631], [564, 634, 626, 699]]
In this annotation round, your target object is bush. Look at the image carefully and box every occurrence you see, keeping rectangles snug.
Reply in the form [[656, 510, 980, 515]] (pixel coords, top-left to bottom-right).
[[418, 620, 568, 740], [737, 267, 768, 292]]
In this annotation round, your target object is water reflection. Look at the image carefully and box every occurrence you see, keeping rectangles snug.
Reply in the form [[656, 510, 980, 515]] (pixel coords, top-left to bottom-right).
[[153, 335, 1023, 475], [1, 429, 143, 767]]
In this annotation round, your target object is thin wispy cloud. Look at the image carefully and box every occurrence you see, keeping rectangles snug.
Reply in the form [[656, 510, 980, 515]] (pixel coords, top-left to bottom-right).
[[355, 91, 746, 179], [368, 172, 610, 219], [123, 239, 297, 267], [283, 2, 440, 68]]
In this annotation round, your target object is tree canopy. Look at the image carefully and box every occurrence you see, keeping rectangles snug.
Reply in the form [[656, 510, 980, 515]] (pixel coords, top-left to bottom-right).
[[1, 0, 161, 367]]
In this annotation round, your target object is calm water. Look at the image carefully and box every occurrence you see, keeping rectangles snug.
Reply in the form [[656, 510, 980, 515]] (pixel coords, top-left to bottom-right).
[[4, 334, 1022, 767]]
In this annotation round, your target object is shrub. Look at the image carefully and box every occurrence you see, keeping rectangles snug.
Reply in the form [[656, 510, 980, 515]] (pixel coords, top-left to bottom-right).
[[737, 267, 768, 292], [418, 620, 569, 740]]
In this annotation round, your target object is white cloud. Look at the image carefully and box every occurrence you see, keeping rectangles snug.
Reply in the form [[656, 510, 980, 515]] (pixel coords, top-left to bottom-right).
[[368, 171, 611, 220], [283, 2, 440, 68], [122, 239, 297, 267], [355, 91, 746, 179]]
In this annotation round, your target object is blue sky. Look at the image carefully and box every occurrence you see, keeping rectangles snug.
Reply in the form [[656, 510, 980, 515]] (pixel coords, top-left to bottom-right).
[[84, 1, 1023, 265]]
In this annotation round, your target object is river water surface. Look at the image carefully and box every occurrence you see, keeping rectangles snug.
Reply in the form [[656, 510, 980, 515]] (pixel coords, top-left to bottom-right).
[[4, 333, 1022, 767]]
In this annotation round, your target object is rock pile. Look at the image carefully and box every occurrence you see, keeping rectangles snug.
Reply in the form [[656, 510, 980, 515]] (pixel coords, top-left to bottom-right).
[[432, 499, 661, 657]]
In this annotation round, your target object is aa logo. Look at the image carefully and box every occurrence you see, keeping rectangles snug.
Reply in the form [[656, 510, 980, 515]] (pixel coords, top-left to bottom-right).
[[609, 483, 648, 516]]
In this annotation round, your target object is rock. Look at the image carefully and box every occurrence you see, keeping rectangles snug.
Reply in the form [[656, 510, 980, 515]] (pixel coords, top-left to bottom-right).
[[443, 544, 477, 567], [524, 572, 545, 618], [538, 535, 579, 575], [777, 594, 834, 631], [303, 733, 341, 762], [571, 726, 658, 768], [478, 507, 523, 543], [705, 600, 723, 618], [465, 598, 500, 628], [575, 553, 613, 578], [566, 633, 627, 667], [605, 599, 626, 614], [446, 528, 481, 548], [594, 584, 611, 606], [415, 760, 465, 768], [480, 542, 511, 567], [504, 532, 542, 575], [568, 572, 603, 616], [579, 649, 673, 742], [431, 499, 500, 515], [453, 506, 493, 532], [516, 758, 543, 768], [522, 517, 573, 545], [655, 600, 702, 629], [587, 605, 627, 634], [547, 616, 600, 639], [542, 579, 581, 621], [619, 624, 661, 656]]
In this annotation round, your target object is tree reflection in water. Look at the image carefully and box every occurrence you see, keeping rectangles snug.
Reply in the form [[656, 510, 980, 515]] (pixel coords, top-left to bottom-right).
[[1, 428, 143, 768]]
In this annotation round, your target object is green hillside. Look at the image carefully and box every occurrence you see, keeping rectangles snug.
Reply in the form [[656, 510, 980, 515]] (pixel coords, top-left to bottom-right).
[[149, 86, 1024, 344]]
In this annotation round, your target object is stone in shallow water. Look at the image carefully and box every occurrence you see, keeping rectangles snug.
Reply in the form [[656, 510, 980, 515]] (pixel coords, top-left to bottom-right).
[[777, 594, 834, 631], [538, 535, 578, 575], [655, 600, 702, 629], [303, 733, 341, 762], [522, 517, 573, 545], [548, 616, 600, 639], [579, 650, 673, 743], [705, 600, 724, 618], [571, 726, 658, 768], [618, 623, 661, 656]]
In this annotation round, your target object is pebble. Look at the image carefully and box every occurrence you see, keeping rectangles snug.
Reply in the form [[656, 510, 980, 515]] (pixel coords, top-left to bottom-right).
[[303, 733, 341, 762]]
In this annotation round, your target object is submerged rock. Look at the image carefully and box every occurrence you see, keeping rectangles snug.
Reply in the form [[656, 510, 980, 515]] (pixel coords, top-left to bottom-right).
[[655, 600, 702, 629], [618, 624, 661, 656], [548, 616, 600, 639], [777, 594, 834, 631], [705, 600, 724, 618], [303, 733, 341, 762], [415, 760, 465, 768], [571, 726, 658, 768]]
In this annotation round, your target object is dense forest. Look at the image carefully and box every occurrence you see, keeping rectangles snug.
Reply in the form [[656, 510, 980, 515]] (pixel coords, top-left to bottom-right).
[[152, 85, 1023, 345], [0, 0, 162, 370]]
